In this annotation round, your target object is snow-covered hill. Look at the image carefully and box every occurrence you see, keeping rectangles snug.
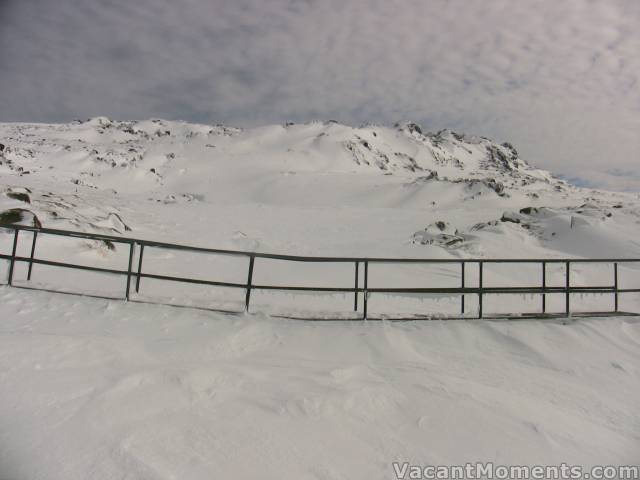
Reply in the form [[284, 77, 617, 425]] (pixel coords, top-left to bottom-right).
[[1, 118, 639, 261]]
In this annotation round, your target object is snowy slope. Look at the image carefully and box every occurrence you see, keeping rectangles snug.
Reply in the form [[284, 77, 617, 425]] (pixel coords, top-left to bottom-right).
[[1, 117, 638, 260], [2, 118, 640, 316], [0, 287, 639, 480], [1, 119, 640, 478]]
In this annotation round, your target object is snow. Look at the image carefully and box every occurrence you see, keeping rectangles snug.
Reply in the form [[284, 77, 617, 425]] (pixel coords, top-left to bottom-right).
[[1, 118, 640, 477], [0, 287, 639, 479], [2, 119, 639, 313]]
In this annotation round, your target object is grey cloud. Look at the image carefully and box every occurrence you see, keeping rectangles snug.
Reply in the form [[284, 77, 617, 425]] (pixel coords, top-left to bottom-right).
[[0, 0, 639, 189]]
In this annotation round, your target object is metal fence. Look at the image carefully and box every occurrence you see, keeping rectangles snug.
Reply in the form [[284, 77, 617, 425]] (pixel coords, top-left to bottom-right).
[[1, 223, 640, 320]]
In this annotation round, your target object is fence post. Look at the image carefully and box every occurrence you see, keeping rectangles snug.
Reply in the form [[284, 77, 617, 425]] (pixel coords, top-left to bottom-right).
[[363, 261, 369, 320], [478, 261, 483, 319], [565, 261, 570, 316], [125, 242, 135, 301], [542, 261, 546, 314], [27, 231, 38, 281], [8, 229, 19, 286], [354, 261, 359, 312], [461, 262, 465, 315], [614, 262, 619, 313], [135, 244, 145, 293], [245, 255, 255, 312]]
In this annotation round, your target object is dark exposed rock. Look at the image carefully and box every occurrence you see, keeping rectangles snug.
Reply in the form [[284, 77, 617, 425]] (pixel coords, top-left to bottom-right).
[[394, 152, 424, 172], [6, 191, 31, 203], [447, 131, 462, 142], [412, 231, 464, 247], [471, 221, 498, 231], [486, 145, 513, 171], [501, 142, 518, 158], [412, 220, 465, 248], [343, 139, 391, 170], [519, 207, 538, 215], [448, 177, 506, 196], [485, 178, 505, 196], [500, 212, 521, 223], [405, 123, 422, 135], [0, 208, 42, 228], [0, 209, 22, 224], [442, 236, 464, 246]]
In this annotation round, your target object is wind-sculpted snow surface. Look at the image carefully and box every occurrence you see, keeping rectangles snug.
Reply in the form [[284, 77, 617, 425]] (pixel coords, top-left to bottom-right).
[[0, 287, 639, 479]]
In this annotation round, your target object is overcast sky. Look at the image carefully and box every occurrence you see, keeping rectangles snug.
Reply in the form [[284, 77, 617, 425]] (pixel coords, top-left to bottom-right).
[[1, 0, 639, 190]]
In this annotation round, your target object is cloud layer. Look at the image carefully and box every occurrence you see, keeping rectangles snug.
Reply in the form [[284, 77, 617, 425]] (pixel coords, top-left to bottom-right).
[[1, 0, 639, 190]]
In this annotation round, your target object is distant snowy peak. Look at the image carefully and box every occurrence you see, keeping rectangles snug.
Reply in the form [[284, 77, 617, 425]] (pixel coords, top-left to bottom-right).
[[397, 122, 546, 177], [79, 117, 242, 139], [304, 120, 558, 188], [1, 117, 558, 194]]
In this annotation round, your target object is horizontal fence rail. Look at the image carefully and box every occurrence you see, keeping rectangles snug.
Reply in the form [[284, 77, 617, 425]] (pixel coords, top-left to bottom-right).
[[1, 223, 640, 320]]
